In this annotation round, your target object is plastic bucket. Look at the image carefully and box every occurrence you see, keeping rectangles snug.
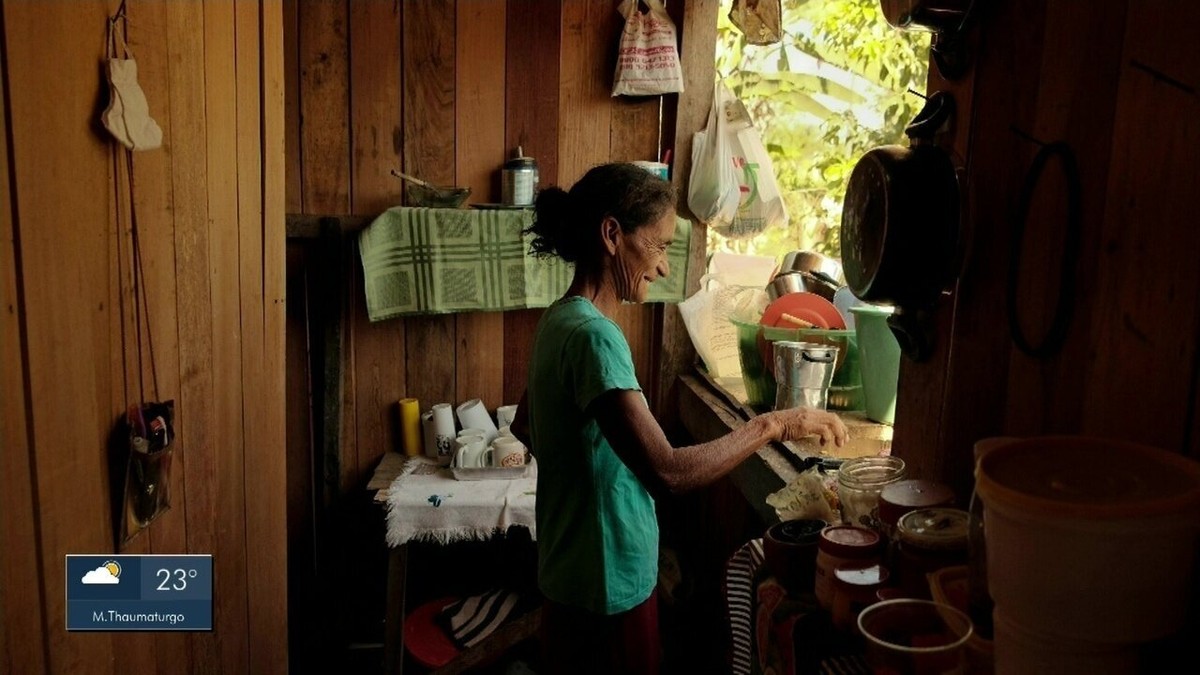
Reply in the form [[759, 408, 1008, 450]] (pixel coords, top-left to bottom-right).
[[848, 305, 900, 424], [732, 319, 862, 411], [977, 437, 1200, 645], [992, 610, 1138, 675]]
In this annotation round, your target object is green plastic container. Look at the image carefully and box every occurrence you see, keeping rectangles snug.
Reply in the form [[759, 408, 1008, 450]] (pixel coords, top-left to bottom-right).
[[849, 305, 901, 425], [731, 319, 864, 412]]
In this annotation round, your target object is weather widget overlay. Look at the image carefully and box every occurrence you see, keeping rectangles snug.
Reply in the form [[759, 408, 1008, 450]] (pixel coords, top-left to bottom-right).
[[66, 555, 212, 631]]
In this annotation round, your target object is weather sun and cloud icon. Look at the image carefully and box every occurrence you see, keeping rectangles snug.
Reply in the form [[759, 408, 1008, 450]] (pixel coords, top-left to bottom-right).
[[81, 560, 122, 585]]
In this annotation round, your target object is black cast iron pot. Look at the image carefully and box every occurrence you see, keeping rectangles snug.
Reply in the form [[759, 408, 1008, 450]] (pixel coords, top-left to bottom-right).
[[839, 91, 960, 360]]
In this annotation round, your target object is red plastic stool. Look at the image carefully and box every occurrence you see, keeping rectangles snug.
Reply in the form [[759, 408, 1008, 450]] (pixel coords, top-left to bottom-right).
[[404, 596, 460, 670]]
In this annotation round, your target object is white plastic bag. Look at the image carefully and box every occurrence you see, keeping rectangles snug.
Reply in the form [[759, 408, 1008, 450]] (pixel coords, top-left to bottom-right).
[[687, 82, 788, 238], [612, 0, 685, 97], [679, 274, 743, 379]]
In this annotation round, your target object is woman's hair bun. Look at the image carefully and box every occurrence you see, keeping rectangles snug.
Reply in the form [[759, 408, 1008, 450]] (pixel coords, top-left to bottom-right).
[[527, 186, 580, 262], [525, 163, 675, 266]]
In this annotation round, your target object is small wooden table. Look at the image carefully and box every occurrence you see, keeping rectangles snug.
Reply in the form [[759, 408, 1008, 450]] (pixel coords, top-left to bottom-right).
[[368, 454, 541, 675]]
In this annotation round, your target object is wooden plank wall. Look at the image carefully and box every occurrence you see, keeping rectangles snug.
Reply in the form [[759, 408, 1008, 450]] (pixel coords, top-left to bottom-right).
[[893, 0, 1200, 499], [0, 1, 288, 673], [284, 0, 675, 657]]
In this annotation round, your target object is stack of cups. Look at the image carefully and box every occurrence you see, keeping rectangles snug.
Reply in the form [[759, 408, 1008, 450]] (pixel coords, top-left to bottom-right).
[[976, 437, 1200, 674], [773, 341, 838, 411]]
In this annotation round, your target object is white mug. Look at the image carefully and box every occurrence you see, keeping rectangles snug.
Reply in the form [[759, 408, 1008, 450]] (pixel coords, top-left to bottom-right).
[[453, 437, 487, 468], [488, 437, 526, 468]]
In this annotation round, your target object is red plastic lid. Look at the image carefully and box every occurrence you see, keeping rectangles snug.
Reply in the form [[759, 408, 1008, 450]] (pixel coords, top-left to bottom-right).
[[819, 525, 881, 558], [404, 596, 460, 669]]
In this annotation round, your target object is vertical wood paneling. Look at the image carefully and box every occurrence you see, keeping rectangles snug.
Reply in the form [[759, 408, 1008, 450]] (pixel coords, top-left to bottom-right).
[[656, 0, 719, 425], [3, 0, 286, 670], [109, 150, 159, 670], [203, 2, 251, 671], [299, 1, 350, 215], [403, 0, 458, 409], [455, 0, 507, 410], [503, 0, 561, 407], [5, 0, 115, 671], [238, 0, 288, 671], [125, 2, 192, 671], [0, 7, 47, 668], [283, 0, 302, 213], [1082, 3, 1200, 449], [350, 0, 406, 480], [902, 0, 1034, 492], [558, 0, 615, 186], [1002, 1, 1128, 437], [164, 0, 223, 669], [559, 0, 658, 390]]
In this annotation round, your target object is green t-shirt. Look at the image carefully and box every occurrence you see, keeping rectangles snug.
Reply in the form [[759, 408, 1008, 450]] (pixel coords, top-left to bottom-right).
[[527, 296, 659, 615]]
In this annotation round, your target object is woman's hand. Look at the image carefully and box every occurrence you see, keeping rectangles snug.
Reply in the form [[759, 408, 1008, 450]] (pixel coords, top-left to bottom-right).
[[766, 408, 849, 448]]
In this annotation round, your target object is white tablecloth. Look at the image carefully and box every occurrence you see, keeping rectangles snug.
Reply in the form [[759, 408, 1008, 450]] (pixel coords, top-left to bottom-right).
[[385, 456, 538, 547]]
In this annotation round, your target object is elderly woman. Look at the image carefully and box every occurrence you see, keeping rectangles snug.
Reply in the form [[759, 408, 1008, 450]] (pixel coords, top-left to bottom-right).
[[510, 163, 847, 675]]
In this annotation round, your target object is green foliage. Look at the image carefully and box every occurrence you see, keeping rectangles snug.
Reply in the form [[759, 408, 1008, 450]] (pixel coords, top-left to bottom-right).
[[710, 0, 930, 261]]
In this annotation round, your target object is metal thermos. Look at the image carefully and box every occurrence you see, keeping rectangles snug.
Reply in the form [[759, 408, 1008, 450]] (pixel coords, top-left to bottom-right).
[[773, 341, 839, 410], [501, 146, 538, 206]]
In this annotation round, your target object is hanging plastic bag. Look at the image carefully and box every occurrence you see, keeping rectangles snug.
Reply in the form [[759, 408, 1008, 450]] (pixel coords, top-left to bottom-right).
[[612, 0, 685, 97], [687, 82, 741, 226], [679, 274, 743, 379], [729, 0, 784, 46], [689, 82, 789, 238]]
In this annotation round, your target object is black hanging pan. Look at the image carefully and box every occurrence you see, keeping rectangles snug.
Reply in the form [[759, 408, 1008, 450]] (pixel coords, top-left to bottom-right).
[[839, 91, 961, 360]]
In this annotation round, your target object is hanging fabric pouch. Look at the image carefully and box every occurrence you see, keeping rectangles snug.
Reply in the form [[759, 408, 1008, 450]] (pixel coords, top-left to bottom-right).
[[729, 0, 784, 45], [101, 11, 163, 151], [612, 0, 685, 97]]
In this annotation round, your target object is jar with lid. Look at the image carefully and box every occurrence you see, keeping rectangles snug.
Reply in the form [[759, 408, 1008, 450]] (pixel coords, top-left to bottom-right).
[[814, 525, 882, 610], [878, 479, 955, 542], [894, 507, 969, 599], [831, 563, 890, 633], [836, 456, 906, 532], [501, 146, 538, 206]]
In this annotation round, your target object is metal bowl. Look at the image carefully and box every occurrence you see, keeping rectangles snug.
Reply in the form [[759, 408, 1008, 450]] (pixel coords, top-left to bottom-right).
[[780, 250, 845, 285], [767, 271, 840, 302], [406, 183, 472, 208]]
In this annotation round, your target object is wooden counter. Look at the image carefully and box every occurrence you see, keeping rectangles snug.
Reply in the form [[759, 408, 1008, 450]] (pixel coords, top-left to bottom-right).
[[676, 372, 892, 525]]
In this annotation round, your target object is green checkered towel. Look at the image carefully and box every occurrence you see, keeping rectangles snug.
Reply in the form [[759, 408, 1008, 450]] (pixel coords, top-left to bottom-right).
[[358, 207, 690, 321]]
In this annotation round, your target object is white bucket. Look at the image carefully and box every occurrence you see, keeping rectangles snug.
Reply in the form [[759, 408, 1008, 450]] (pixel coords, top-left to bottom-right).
[[992, 610, 1139, 675], [977, 436, 1200, 644]]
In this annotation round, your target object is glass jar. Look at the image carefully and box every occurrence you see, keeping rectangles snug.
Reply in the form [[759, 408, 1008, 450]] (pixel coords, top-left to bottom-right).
[[815, 525, 882, 610], [836, 456, 906, 532], [894, 507, 969, 599]]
